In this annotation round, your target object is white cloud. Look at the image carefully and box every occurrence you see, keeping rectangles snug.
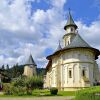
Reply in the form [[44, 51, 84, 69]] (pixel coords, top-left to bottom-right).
[[0, 0, 67, 67], [50, 0, 66, 9], [76, 21, 100, 65], [0, 0, 99, 68], [77, 21, 100, 49]]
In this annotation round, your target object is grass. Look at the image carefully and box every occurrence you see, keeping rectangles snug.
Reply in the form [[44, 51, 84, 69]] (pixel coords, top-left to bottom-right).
[[32, 89, 75, 96], [74, 86, 100, 100], [0, 89, 76, 97], [1, 86, 99, 99], [58, 91, 75, 96], [32, 89, 50, 96]]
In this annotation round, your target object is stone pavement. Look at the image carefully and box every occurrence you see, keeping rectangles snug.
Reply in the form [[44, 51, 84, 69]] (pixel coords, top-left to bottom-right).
[[0, 96, 75, 100]]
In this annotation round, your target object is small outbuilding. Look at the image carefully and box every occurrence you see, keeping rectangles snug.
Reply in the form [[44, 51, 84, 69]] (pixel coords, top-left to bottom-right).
[[23, 54, 37, 77]]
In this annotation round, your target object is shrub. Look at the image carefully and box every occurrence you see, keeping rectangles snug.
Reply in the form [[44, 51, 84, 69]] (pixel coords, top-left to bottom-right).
[[25, 76, 43, 90], [3, 83, 12, 95], [11, 86, 26, 96], [3, 76, 44, 96], [50, 87, 58, 95], [11, 76, 26, 87], [26, 89, 32, 95], [3, 83, 26, 96]]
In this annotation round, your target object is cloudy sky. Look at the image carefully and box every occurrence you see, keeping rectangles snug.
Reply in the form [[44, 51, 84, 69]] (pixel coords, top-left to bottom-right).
[[0, 0, 100, 68]]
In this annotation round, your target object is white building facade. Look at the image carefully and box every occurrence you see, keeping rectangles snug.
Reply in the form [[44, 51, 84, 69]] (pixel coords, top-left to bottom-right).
[[44, 11, 100, 91]]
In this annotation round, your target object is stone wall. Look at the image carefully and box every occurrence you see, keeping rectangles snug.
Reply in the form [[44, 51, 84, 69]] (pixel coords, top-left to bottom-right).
[[23, 65, 36, 77]]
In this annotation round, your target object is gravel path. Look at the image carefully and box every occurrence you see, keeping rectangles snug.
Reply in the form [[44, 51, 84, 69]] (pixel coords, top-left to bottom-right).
[[0, 96, 75, 100]]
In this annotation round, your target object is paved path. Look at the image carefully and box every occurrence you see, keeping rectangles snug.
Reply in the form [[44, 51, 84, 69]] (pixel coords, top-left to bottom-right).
[[0, 96, 75, 100]]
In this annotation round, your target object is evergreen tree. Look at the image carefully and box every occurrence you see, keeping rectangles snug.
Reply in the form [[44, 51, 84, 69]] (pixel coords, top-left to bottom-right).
[[1, 65, 5, 70], [6, 64, 9, 70]]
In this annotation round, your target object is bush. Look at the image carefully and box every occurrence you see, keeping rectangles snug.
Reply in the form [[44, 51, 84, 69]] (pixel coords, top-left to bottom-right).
[[11, 86, 26, 96], [75, 86, 100, 100], [11, 77, 25, 87], [50, 87, 58, 95], [3, 83, 26, 96], [3, 83, 12, 95], [25, 76, 43, 89], [3, 76, 44, 96]]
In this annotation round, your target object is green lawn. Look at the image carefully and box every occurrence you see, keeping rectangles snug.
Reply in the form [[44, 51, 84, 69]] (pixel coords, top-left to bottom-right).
[[0, 89, 76, 97], [32, 89, 75, 96], [75, 86, 100, 100], [1, 86, 99, 99], [58, 91, 75, 96]]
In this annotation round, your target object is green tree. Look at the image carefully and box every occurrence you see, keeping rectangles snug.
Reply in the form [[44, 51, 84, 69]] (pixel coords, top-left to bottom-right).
[[6, 64, 9, 70], [1, 65, 5, 71]]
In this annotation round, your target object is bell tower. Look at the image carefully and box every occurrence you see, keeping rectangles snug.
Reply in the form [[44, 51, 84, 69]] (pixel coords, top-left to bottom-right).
[[63, 10, 78, 47]]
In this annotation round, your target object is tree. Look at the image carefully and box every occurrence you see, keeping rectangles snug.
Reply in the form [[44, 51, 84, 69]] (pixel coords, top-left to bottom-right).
[[11, 64, 24, 78], [6, 64, 9, 70], [1, 65, 5, 70]]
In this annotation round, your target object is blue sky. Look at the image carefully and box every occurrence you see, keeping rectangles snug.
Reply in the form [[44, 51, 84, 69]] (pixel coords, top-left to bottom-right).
[[30, 0, 100, 24], [0, 0, 100, 68], [65, 0, 100, 25]]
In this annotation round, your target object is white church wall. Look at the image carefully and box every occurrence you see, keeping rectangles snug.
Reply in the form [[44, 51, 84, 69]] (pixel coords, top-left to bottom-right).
[[62, 49, 95, 64], [51, 67, 57, 87], [45, 68, 52, 88], [94, 62, 100, 82], [89, 63, 94, 85], [62, 63, 81, 87], [61, 48, 95, 88], [73, 64, 80, 87], [67, 64, 74, 87], [45, 47, 98, 89]]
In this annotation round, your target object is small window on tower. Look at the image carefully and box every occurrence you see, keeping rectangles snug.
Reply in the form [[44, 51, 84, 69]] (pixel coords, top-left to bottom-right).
[[71, 28, 73, 32], [82, 69, 85, 77], [69, 70, 72, 78]]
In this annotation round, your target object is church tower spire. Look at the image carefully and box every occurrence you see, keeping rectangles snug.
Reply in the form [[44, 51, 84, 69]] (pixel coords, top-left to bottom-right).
[[64, 9, 77, 34], [63, 9, 78, 47]]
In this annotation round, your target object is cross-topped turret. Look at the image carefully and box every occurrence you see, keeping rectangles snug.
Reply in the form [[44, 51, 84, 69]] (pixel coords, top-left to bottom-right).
[[64, 9, 78, 33]]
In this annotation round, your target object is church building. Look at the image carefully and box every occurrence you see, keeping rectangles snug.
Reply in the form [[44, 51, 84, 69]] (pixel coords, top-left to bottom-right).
[[44, 11, 100, 91], [23, 54, 37, 77]]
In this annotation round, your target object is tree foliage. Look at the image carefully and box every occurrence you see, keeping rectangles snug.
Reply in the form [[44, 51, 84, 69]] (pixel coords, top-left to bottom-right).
[[3, 76, 44, 95], [0, 63, 46, 83]]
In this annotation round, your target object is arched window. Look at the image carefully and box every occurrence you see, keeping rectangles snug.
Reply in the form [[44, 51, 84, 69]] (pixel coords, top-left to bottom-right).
[[71, 27, 73, 32], [69, 69, 72, 78], [82, 69, 85, 77]]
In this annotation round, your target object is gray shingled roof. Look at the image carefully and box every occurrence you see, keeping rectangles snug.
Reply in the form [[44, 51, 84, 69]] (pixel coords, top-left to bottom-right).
[[55, 42, 62, 52], [25, 54, 37, 66], [64, 11, 78, 30], [46, 33, 100, 60], [65, 34, 91, 48]]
